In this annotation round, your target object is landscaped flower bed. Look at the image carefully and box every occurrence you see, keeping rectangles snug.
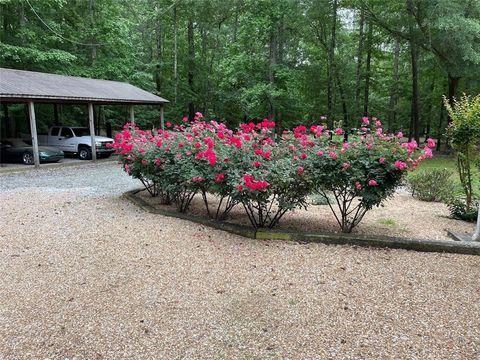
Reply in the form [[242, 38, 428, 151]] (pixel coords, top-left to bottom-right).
[[111, 114, 435, 233]]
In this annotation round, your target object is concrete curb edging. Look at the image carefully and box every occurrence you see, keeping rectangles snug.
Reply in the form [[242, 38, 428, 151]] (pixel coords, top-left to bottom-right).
[[123, 189, 480, 256]]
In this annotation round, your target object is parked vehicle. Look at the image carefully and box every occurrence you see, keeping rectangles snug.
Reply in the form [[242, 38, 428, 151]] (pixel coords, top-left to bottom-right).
[[0, 138, 64, 165], [37, 126, 114, 160]]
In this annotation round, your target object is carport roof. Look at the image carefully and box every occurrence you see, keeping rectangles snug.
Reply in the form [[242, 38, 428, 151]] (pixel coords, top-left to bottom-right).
[[0, 68, 169, 105]]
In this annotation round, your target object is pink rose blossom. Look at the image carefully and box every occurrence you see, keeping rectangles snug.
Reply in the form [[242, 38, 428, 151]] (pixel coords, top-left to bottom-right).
[[355, 181, 362, 190], [297, 166, 305, 175], [329, 151, 338, 160], [341, 162, 350, 171], [426, 138, 436, 149], [394, 160, 408, 170], [335, 128, 343, 135], [423, 148, 433, 159], [379, 157, 385, 164], [368, 179, 378, 186], [362, 117, 370, 125]]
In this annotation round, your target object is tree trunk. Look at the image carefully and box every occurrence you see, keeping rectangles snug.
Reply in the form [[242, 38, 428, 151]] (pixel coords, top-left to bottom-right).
[[436, 98, 445, 151], [354, 5, 365, 120], [335, 66, 348, 127], [89, 0, 96, 65], [387, 39, 400, 133], [363, 21, 373, 117], [327, 0, 338, 128], [154, 4, 162, 93], [425, 78, 435, 137], [409, 39, 420, 143], [267, 20, 278, 121], [447, 74, 460, 123], [187, 20, 195, 121], [407, 0, 420, 143], [173, 5, 178, 104]]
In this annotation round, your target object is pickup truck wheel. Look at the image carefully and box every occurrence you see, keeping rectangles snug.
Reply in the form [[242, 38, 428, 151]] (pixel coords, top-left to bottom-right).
[[78, 147, 92, 160], [22, 152, 34, 165]]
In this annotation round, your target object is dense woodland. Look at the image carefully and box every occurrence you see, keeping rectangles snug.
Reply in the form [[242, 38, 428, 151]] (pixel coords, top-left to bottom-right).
[[1, 0, 480, 148]]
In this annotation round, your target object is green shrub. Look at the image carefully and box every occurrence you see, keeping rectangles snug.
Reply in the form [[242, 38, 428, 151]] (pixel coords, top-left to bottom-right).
[[445, 94, 480, 212], [407, 169, 454, 202], [310, 193, 333, 205], [447, 199, 479, 222]]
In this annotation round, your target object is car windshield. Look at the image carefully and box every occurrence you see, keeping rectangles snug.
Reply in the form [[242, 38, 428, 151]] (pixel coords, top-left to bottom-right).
[[72, 128, 91, 137], [1, 138, 30, 147]]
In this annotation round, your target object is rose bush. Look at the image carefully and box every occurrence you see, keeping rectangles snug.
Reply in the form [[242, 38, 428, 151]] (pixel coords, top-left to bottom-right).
[[112, 115, 433, 232]]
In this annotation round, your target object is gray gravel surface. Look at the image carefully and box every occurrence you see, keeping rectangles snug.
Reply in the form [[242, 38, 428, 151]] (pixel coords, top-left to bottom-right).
[[0, 163, 479, 359], [0, 162, 138, 196]]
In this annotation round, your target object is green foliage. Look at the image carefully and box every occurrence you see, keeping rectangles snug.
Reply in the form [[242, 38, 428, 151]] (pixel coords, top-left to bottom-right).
[[1, 0, 479, 139], [378, 218, 396, 227], [445, 94, 480, 211], [447, 199, 479, 223], [407, 169, 454, 202]]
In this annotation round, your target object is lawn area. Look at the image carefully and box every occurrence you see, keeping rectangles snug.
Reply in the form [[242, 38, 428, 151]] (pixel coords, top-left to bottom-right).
[[410, 155, 480, 198]]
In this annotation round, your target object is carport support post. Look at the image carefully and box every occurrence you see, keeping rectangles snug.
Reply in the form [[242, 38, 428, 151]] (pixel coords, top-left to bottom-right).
[[472, 202, 480, 241], [88, 103, 97, 162], [160, 104, 164, 130], [27, 102, 40, 168], [129, 105, 135, 125]]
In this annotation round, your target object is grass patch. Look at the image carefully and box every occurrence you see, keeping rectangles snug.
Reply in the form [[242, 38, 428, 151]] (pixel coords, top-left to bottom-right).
[[378, 218, 396, 227]]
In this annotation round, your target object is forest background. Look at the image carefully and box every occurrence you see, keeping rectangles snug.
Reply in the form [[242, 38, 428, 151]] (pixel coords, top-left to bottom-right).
[[1, 0, 479, 149]]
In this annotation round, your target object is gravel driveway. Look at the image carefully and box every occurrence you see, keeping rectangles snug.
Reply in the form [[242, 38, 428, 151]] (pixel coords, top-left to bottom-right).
[[0, 163, 479, 359]]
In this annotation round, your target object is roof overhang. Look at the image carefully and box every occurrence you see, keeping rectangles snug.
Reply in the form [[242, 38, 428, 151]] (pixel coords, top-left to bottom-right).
[[0, 68, 169, 105]]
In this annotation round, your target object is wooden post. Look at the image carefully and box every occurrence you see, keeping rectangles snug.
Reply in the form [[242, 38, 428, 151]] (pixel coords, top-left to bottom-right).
[[88, 103, 97, 162], [473, 202, 480, 241], [160, 104, 164, 130], [27, 102, 40, 168], [129, 105, 135, 125]]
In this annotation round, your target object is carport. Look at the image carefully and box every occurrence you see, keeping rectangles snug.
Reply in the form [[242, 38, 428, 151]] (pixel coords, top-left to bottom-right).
[[0, 68, 169, 167]]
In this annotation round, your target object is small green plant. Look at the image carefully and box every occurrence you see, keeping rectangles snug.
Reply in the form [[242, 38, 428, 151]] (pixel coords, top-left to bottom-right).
[[310, 192, 334, 205], [378, 218, 396, 227], [447, 198, 479, 222], [445, 94, 480, 212], [407, 169, 454, 202]]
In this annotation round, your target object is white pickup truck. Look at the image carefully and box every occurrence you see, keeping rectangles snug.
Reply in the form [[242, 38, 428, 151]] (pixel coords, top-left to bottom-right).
[[37, 126, 114, 160]]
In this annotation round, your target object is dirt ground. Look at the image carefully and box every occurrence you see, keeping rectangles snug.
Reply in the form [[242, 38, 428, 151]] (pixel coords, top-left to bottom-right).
[[142, 191, 475, 241], [0, 164, 478, 359]]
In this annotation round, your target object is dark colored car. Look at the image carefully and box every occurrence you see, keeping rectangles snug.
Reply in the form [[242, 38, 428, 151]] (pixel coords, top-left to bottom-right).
[[0, 138, 64, 165]]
